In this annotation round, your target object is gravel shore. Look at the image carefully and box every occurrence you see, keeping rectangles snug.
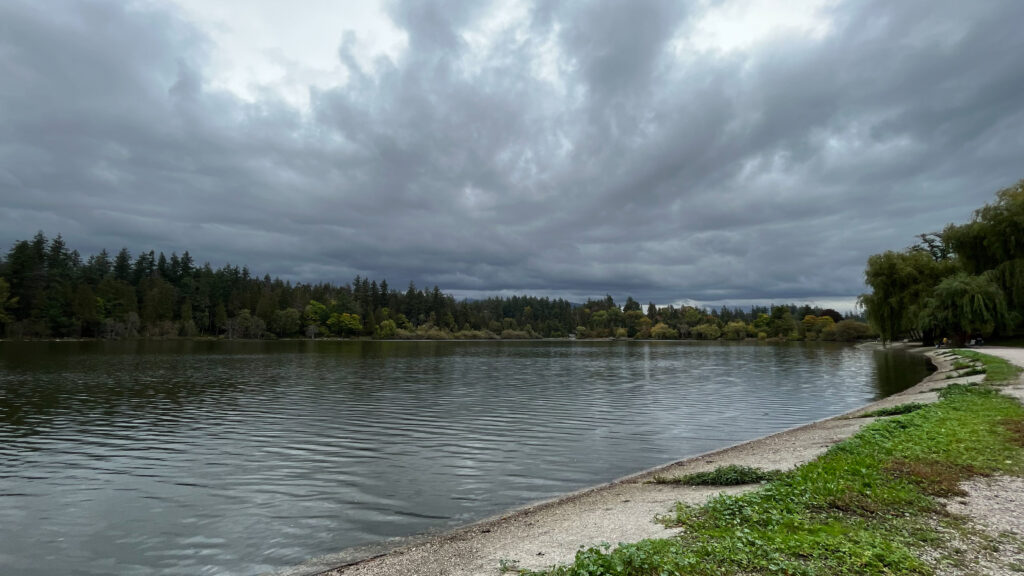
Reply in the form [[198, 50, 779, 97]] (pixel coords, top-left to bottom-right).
[[282, 346, 1021, 576], [932, 347, 1024, 576]]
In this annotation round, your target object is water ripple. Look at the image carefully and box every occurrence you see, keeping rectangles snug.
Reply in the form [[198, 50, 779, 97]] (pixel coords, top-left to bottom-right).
[[0, 340, 930, 576]]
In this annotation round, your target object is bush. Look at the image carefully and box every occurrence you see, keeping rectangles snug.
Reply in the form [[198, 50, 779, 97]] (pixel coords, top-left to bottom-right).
[[833, 319, 872, 341], [377, 319, 397, 338], [393, 326, 452, 339], [652, 465, 780, 486], [452, 329, 499, 339], [418, 326, 452, 339], [858, 403, 928, 418], [692, 323, 722, 340], [722, 320, 748, 340], [650, 322, 679, 339]]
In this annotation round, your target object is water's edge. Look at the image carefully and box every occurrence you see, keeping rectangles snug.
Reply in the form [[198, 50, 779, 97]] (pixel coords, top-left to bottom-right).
[[277, 344, 936, 576]]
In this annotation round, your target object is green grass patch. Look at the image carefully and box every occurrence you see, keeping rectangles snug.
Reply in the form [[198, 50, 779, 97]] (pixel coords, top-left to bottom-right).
[[521, 384, 1024, 576], [651, 465, 780, 486], [946, 366, 986, 379], [953, 349, 1021, 383], [858, 403, 928, 418]]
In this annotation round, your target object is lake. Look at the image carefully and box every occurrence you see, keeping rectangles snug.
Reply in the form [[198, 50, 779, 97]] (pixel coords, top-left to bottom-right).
[[0, 340, 931, 575]]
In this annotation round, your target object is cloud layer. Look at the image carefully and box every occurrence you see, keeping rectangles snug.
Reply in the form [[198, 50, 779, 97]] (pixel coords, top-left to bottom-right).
[[2, 0, 1023, 306]]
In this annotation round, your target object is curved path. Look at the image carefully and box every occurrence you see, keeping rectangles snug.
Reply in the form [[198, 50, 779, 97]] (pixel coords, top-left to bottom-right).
[[931, 346, 1024, 576], [977, 347, 1024, 403]]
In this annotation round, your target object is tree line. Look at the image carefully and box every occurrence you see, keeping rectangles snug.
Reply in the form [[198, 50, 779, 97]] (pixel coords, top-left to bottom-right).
[[861, 179, 1024, 346], [0, 232, 869, 341]]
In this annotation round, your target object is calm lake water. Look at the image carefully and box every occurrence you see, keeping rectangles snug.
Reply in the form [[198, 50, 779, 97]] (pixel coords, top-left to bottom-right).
[[0, 340, 931, 576]]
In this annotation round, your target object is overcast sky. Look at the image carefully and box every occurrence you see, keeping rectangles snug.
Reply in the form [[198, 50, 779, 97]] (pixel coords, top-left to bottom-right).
[[2, 0, 1023, 310]]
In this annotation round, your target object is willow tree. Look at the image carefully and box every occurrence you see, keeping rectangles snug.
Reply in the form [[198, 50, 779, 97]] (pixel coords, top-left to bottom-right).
[[919, 272, 1010, 346], [944, 179, 1024, 329], [860, 249, 957, 345]]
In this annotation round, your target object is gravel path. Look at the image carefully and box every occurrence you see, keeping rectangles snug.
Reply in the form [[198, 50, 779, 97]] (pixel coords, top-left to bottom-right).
[[930, 347, 1024, 576]]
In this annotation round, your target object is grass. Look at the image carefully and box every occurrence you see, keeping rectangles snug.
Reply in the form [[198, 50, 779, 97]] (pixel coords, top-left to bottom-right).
[[517, 351, 1024, 576], [651, 465, 780, 486], [858, 403, 928, 418], [946, 367, 986, 379], [954, 349, 1021, 383]]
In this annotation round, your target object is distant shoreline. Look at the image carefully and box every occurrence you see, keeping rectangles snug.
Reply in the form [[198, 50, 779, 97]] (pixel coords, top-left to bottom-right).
[[0, 335, 860, 344]]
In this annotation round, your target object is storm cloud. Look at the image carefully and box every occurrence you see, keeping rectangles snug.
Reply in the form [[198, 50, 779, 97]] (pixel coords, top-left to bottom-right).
[[2, 0, 1023, 308]]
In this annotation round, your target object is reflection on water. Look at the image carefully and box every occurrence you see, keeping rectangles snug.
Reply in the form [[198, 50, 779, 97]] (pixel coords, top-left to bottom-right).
[[0, 340, 931, 575]]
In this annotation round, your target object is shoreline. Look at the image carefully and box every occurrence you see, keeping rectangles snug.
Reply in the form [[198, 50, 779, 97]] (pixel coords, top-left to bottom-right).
[[0, 336, 867, 343], [275, 345, 956, 576]]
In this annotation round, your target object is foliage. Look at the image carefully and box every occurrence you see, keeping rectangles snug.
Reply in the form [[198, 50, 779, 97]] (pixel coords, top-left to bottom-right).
[[953, 349, 1022, 383], [0, 277, 16, 325], [944, 180, 1024, 275], [800, 315, 835, 340], [524, 383, 1024, 576], [860, 250, 957, 344], [327, 312, 362, 336], [830, 319, 873, 342], [651, 465, 780, 486], [649, 322, 679, 340], [857, 403, 927, 418], [377, 319, 397, 338], [270, 308, 301, 336], [0, 232, 862, 341], [862, 180, 1024, 342], [768, 305, 796, 338], [452, 329, 500, 339], [722, 320, 748, 340], [691, 323, 721, 340], [920, 272, 1008, 345]]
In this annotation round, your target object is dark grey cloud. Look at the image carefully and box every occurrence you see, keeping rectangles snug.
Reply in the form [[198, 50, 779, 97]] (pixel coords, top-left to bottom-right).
[[2, 0, 1024, 309]]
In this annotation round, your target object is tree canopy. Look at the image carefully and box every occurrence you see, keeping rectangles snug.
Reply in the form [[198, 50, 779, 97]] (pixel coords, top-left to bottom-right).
[[0, 233, 869, 342], [861, 179, 1024, 345]]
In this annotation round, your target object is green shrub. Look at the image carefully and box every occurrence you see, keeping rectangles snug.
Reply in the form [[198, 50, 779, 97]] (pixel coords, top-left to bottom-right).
[[722, 320, 748, 340], [954, 349, 1021, 383], [858, 403, 928, 418], [651, 322, 679, 339], [651, 465, 780, 486], [692, 323, 722, 340]]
